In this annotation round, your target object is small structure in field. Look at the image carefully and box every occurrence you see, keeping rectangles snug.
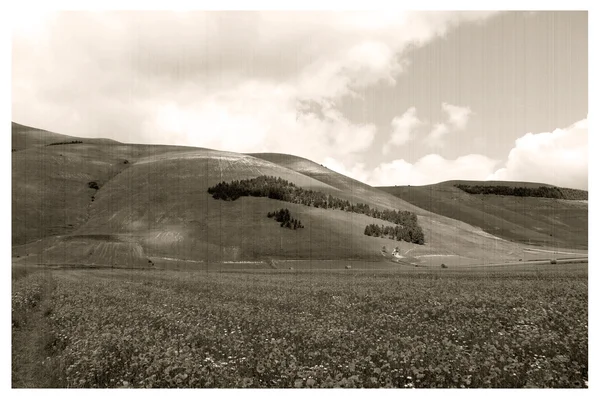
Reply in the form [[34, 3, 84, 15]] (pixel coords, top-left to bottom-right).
[[441, 263, 448, 269], [345, 265, 352, 270]]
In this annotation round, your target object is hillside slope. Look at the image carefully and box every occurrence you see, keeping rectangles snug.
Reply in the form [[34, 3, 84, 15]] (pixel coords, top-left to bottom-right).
[[11, 122, 118, 151], [249, 153, 426, 214], [13, 123, 579, 268], [378, 181, 588, 250]]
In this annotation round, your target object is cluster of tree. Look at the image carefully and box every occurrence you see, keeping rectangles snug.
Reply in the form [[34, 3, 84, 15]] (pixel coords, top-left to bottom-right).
[[208, 176, 423, 239], [209, 176, 294, 201], [364, 223, 425, 245], [560, 188, 588, 200], [47, 140, 83, 146], [454, 184, 588, 200], [88, 181, 99, 190], [267, 208, 304, 229]]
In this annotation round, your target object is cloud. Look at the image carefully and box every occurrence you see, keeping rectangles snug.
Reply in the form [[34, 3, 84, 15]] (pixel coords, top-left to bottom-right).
[[367, 154, 499, 186], [322, 157, 371, 184], [322, 153, 499, 187], [442, 102, 472, 130], [328, 118, 587, 190], [386, 102, 472, 151], [383, 107, 422, 154], [423, 123, 450, 147], [423, 102, 472, 147], [488, 118, 588, 189], [12, 11, 497, 165], [144, 82, 377, 162]]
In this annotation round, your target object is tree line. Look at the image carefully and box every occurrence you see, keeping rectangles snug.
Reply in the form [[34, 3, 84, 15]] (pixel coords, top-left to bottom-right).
[[208, 176, 425, 244], [364, 223, 425, 245], [267, 208, 304, 230], [454, 184, 588, 200], [47, 140, 83, 146]]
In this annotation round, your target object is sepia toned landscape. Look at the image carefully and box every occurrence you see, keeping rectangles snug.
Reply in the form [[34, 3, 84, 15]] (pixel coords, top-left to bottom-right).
[[11, 10, 588, 389], [11, 121, 588, 388]]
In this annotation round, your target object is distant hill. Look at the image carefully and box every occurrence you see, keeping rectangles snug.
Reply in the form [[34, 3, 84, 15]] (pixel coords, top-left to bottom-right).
[[11, 122, 118, 151], [378, 180, 588, 250], [12, 122, 585, 268]]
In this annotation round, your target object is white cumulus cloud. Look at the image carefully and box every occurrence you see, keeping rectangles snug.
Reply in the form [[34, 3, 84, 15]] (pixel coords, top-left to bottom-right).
[[423, 102, 473, 147], [367, 154, 499, 186], [443, 102, 472, 130], [383, 107, 423, 154], [331, 118, 587, 190], [489, 118, 588, 189], [322, 157, 371, 184], [423, 123, 451, 148]]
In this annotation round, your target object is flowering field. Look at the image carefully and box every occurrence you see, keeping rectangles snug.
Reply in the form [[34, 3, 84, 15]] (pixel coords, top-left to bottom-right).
[[12, 264, 587, 388]]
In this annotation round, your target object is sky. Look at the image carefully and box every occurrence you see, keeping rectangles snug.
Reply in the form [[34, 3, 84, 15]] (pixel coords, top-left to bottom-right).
[[11, 10, 589, 189]]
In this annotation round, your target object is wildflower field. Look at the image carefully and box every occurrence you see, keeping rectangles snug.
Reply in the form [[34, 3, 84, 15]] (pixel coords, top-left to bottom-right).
[[12, 263, 588, 388]]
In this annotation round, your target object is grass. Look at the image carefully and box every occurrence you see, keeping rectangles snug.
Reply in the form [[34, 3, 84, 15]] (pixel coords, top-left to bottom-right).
[[12, 270, 65, 387], [379, 182, 588, 250], [12, 264, 40, 281], [12, 263, 588, 388]]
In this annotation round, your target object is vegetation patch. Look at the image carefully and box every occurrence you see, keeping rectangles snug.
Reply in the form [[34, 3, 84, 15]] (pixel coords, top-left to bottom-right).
[[267, 208, 304, 230], [364, 223, 424, 245], [454, 184, 588, 200], [209, 176, 424, 244], [11, 267, 588, 388], [47, 140, 83, 146]]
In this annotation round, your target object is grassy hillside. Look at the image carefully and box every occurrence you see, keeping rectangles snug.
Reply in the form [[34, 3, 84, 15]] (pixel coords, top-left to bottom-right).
[[11, 122, 118, 151], [13, 123, 581, 268], [250, 153, 424, 214], [378, 181, 588, 250]]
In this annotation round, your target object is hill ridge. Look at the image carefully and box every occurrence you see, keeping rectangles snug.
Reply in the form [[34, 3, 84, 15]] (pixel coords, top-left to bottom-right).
[[13, 122, 586, 268], [378, 181, 587, 250]]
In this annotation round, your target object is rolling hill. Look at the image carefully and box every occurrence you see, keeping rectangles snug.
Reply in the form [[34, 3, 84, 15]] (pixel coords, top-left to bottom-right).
[[11, 122, 118, 151], [12, 123, 586, 269], [378, 180, 588, 250]]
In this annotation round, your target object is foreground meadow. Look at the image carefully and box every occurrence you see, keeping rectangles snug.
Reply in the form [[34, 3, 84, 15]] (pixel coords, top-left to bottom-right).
[[12, 264, 588, 388]]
